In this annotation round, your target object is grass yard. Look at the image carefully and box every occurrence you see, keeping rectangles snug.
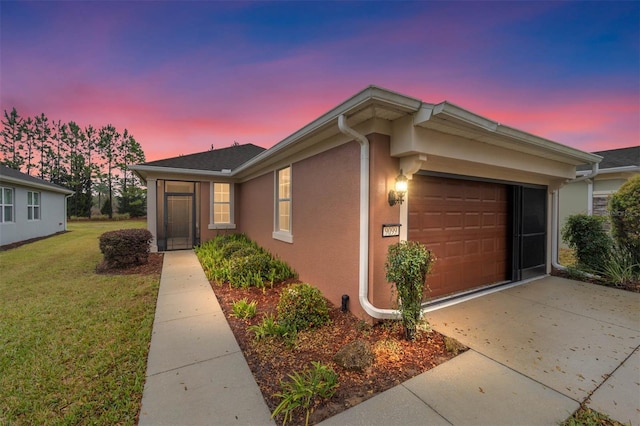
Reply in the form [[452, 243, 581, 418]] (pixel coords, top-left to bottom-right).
[[0, 221, 160, 425]]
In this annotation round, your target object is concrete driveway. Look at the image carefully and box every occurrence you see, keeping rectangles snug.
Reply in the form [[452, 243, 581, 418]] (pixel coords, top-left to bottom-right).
[[428, 276, 639, 425]]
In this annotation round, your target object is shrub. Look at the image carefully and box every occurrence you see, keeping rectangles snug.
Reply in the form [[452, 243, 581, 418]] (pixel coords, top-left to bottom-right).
[[195, 234, 296, 288], [385, 240, 435, 340], [230, 298, 258, 319], [609, 175, 640, 269], [561, 214, 613, 273], [277, 283, 330, 332], [227, 252, 272, 288], [220, 240, 249, 258], [271, 361, 339, 426], [248, 313, 295, 342], [99, 228, 152, 268]]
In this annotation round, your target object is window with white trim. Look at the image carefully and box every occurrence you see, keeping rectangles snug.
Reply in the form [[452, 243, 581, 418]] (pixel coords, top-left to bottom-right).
[[208, 182, 235, 230], [273, 166, 292, 242], [1, 187, 14, 223], [28, 191, 41, 220], [213, 183, 231, 224]]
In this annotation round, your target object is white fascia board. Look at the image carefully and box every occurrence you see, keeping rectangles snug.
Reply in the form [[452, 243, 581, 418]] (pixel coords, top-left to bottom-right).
[[419, 100, 601, 166], [431, 101, 498, 132], [496, 125, 602, 165], [0, 175, 74, 195], [577, 165, 640, 176], [129, 165, 233, 179], [233, 85, 422, 175]]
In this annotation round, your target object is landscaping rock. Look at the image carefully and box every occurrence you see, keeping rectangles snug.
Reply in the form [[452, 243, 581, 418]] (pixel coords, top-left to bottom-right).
[[333, 339, 374, 372]]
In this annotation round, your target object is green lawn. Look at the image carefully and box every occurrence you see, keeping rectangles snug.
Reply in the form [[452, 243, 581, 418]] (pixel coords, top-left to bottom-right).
[[0, 221, 160, 425]]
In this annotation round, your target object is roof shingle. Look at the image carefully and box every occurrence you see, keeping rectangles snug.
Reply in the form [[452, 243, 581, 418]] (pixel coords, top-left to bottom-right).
[[577, 146, 639, 171], [141, 143, 265, 172], [0, 165, 73, 193]]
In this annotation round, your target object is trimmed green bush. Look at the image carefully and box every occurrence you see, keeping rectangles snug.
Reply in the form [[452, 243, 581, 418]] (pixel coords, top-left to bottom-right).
[[385, 240, 435, 340], [194, 233, 296, 287], [276, 283, 330, 332], [98, 228, 153, 268], [561, 214, 612, 273], [221, 240, 248, 258], [609, 175, 640, 269], [227, 252, 272, 288]]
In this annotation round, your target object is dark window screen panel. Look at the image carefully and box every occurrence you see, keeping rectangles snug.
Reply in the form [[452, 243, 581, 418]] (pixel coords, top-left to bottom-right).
[[522, 234, 545, 269], [522, 187, 546, 234]]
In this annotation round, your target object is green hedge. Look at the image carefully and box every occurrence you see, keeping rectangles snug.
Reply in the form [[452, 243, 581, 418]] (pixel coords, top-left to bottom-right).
[[99, 228, 153, 268], [195, 233, 296, 288]]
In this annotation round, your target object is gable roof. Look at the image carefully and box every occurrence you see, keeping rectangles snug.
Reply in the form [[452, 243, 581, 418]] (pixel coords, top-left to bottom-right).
[[133, 86, 601, 182], [577, 146, 639, 171], [0, 165, 74, 194], [139, 143, 266, 172]]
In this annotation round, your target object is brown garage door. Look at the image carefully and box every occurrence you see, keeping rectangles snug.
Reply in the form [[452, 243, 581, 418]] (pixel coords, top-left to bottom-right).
[[408, 175, 509, 299]]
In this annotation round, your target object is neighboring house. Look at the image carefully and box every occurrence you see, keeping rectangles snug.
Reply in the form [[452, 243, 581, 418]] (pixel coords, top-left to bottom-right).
[[558, 147, 640, 241], [0, 165, 74, 247], [131, 85, 601, 321]]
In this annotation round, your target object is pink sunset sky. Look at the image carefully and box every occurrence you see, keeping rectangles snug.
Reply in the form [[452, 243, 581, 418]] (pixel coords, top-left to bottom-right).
[[1, 1, 638, 162]]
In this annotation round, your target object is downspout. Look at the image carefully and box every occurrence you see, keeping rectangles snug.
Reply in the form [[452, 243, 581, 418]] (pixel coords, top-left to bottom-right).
[[551, 163, 599, 271], [337, 115, 399, 320]]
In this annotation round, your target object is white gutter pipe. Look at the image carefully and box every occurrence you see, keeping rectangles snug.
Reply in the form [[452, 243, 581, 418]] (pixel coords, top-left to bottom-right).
[[337, 114, 399, 320], [551, 162, 599, 271]]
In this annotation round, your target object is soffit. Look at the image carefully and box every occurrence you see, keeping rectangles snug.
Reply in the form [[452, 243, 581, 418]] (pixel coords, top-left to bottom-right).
[[413, 103, 601, 166]]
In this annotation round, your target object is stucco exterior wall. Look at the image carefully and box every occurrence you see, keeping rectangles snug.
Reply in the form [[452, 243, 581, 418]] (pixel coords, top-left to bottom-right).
[[0, 184, 67, 246], [559, 181, 589, 229], [238, 142, 364, 317], [367, 134, 402, 312]]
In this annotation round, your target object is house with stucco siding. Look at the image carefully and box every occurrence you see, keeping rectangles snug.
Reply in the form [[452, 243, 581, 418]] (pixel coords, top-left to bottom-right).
[[131, 85, 601, 321]]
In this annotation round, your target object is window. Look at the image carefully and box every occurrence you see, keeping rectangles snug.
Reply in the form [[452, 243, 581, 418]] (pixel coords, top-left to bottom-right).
[[208, 182, 235, 229], [213, 183, 230, 224], [28, 191, 41, 220], [273, 166, 292, 242], [0, 187, 14, 223]]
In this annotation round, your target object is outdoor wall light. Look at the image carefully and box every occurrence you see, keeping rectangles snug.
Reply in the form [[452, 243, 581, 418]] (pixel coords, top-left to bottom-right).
[[388, 169, 408, 206]]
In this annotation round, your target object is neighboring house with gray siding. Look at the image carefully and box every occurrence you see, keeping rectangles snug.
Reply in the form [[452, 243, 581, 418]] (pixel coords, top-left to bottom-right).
[[0, 165, 74, 247], [558, 146, 639, 243]]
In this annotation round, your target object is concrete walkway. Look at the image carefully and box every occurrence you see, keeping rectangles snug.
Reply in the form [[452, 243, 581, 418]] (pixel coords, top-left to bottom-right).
[[140, 252, 640, 425], [321, 276, 640, 426], [138, 250, 274, 425]]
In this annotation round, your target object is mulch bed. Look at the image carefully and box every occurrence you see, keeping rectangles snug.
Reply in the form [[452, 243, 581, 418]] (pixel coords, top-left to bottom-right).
[[211, 281, 462, 425]]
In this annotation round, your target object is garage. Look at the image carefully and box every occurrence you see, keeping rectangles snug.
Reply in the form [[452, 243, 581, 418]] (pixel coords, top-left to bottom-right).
[[408, 174, 510, 299], [408, 173, 548, 300]]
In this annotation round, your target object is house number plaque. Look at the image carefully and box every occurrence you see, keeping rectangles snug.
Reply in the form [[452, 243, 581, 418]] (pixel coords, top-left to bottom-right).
[[382, 224, 401, 237]]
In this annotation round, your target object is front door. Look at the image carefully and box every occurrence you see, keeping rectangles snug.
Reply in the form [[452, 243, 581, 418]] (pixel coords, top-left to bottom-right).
[[165, 194, 194, 250]]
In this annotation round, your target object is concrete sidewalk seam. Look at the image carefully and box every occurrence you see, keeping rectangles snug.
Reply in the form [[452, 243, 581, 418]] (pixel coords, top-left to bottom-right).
[[583, 344, 640, 402], [467, 349, 583, 403], [146, 343, 242, 378], [400, 383, 454, 425], [153, 310, 221, 325]]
